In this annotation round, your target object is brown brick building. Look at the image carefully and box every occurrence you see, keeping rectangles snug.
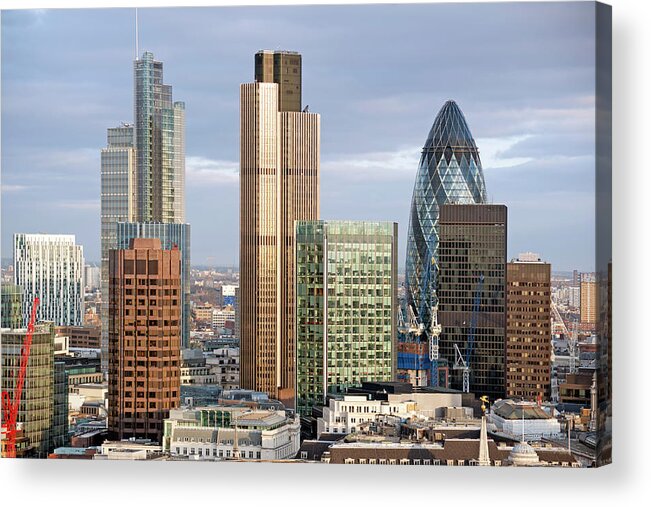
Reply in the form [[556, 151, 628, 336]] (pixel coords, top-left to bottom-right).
[[505, 258, 552, 402], [56, 325, 101, 349], [108, 238, 181, 443]]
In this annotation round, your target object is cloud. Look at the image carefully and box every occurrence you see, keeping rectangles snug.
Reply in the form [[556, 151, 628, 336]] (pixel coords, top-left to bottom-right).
[[322, 147, 420, 182], [1, 184, 28, 193], [186, 156, 239, 186], [476, 135, 534, 169], [55, 199, 100, 211]]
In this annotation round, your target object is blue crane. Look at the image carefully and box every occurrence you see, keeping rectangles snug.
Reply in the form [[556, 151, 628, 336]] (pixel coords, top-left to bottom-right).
[[454, 272, 484, 393]]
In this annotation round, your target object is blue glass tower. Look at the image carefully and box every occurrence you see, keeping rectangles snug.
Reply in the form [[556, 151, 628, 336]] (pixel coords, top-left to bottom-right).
[[405, 100, 488, 333]]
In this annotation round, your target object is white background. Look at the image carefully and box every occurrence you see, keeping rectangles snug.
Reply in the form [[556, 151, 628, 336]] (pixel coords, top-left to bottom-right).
[[0, 0, 648, 504]]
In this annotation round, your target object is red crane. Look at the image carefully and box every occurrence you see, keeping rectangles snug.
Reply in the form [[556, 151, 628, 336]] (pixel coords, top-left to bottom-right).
[[1, 297, 40, 458]]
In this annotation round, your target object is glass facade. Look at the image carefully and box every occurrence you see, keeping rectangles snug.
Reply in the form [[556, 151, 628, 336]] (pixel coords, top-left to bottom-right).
[[295, 221, 397, 416], [1, 323, 55, 458], [1, 284, 23, 328], [116, 222, 191, 348], [437, 204, 507, 400], [405, 100, 487, 332], [100, 124, 136, 373], [133, 51, 185, 224]]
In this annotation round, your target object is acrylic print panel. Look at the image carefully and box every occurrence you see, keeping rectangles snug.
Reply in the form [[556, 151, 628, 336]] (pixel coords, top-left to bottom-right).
[[0, 1, 611, 467]]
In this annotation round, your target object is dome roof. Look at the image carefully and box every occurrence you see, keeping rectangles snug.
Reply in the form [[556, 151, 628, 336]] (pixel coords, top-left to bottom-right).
[[509, 441, 540, 466]]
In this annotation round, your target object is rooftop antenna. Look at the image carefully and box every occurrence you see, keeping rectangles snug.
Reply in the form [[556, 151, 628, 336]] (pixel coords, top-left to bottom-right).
[[135, 8, 139, 60]]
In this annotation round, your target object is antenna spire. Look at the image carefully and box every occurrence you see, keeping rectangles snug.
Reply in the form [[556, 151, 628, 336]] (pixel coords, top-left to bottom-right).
[[135, 8, 139, 60]]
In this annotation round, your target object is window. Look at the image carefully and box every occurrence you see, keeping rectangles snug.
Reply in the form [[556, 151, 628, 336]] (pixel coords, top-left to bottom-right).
[[301, 451, 308, 459]]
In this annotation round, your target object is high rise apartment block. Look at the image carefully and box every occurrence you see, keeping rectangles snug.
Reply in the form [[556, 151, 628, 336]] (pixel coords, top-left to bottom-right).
[[108, 238, 181, 443], [437, 204, 507, 400], [13, 234, 84, 327], [580, 274, 597, 326], [240, 50, 320, 407], [294, 221, 398, 416], [506, 256, 552, 401]]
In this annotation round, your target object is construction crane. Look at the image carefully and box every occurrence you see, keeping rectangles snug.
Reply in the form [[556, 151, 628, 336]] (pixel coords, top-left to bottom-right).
[[453, 274, 484, 393], [1, 297, 40, 458], [416, 241, 442, 387]]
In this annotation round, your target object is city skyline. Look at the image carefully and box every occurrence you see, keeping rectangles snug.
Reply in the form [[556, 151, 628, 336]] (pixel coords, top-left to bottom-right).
[[2, 4, 597, 272]]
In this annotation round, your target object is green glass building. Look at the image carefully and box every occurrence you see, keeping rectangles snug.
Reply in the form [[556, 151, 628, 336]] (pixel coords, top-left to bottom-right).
[[1, 284, 22, 329], [295, 221, 398, 416]]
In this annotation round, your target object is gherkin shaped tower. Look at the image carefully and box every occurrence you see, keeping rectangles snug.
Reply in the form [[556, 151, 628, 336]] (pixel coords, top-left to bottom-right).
[[405, 100, 487, 326]]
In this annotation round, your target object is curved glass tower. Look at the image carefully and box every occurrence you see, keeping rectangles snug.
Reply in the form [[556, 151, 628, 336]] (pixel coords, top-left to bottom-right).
[[405, 100, 488, 327]]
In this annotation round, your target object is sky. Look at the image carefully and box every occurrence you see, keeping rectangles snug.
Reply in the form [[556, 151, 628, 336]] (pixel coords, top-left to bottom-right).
[[1, 2, 597, 271]]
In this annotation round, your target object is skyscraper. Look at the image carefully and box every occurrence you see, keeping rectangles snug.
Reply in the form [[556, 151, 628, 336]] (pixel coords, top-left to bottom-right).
[[116, 221, 191, 348], [295, 221, 398, 416], [405, 100, 487, 338], [506, 255, 552, 402], [101, 124, 136, 373], [13, 234, 85, 327], [108, 238, 181, 443], [437, 204, 507, 400], [133, 51, 186, 224], [101, 52, 188, 372], [580, 273, 597, 328], [240, 50, 320, 407], [254, 50, 302, 112]]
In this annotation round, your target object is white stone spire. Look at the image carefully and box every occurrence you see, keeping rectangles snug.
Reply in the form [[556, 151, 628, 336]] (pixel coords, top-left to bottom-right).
[[478, 415, 491, 466]]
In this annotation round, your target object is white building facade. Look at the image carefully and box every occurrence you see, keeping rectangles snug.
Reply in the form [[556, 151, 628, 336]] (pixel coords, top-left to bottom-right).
[[14, 233, 85, 326], [317, 392, 466, 437], [164, 407, 300, 461]]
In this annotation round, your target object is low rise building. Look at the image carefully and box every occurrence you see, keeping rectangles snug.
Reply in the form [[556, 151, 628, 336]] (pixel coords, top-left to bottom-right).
[[164, 406, 300, 461], [488, 399, 561, 440], [180, 348, 219, 385], [206, 346, 240, 389], [56, 325, 101, 349], [94, 439, 163, 460], [317, 389, 467, 437]]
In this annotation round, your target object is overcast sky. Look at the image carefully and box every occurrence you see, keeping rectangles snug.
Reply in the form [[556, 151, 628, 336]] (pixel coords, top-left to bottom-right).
[[1, 2, 597, 271]]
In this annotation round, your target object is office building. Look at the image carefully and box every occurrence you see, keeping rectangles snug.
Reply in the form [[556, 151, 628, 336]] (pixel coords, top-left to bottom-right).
[[295, 221, 398, 416], [405, 100, 488, 340], [1, 283, 22, 328], [240, 50, 320, 406], [506, 256, 552, 401], [254, 50, 302, 112], [1, 323, 56, 458], [163, 406, 301, 461], [116, 221, 191, 347], [580, 274, 597, 326], [133, 51, 185, 224], [108, 238, 181, 443], [13, 234, 84, 327], [100, 124, 136, 373], [437, 204, 507, 400], [101, 51, 187, 373]]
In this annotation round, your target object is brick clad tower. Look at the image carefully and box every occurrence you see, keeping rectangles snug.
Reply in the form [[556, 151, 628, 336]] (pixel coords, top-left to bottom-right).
[[108, 238, 181, 443]]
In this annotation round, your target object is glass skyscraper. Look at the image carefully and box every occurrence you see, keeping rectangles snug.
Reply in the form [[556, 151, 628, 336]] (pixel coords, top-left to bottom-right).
[[100, 124, 136, 373], [101, 52, 187, 372], [295, 221, 397, 416], [405, 100, 488, 332], [437, 204, 507, 399], [133, 51, 186, 224], [116, 222, 191, 348]]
